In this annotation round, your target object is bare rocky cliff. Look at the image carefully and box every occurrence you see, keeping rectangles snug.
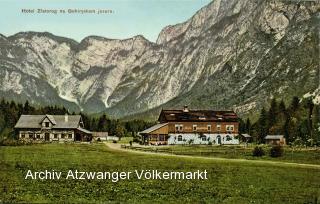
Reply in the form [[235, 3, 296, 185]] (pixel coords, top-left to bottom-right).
[[0, 0, 319, 118]]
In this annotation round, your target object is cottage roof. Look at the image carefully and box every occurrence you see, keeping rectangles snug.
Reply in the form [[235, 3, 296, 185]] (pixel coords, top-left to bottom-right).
[[77, 127, 92, 134], [241, 134, 252, 138], [265, 135, 284, 140], [140, 123, 168, 134], [14, 115, 82, 129], [158, 109, 238, 122]]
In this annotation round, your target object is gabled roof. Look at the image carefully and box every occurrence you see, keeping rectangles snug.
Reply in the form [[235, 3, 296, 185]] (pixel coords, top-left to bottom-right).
[[42, 114, 57, 125], [265, 135, 284, 140], [140, 123, 168, 134], [158, 109, 238, 122], [15, 115, 82, 129]]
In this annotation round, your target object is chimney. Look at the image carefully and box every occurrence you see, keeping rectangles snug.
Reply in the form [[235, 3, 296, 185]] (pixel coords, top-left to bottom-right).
[[183, 105, 189, 112], [65, 113, 68, 122]]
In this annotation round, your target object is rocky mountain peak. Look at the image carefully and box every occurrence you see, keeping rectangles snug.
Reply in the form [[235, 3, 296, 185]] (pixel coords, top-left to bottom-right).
[[0, 0, 318, 118]]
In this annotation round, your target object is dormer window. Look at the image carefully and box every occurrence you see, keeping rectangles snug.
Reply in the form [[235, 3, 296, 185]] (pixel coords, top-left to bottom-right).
[[45, 122, 50, 127]]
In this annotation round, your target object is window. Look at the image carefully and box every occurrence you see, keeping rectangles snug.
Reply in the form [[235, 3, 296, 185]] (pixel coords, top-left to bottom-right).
[[21, 134, 25, 138], [178, 135, 183, 141], [226, 135, 232, 141], [68, 134, 72, 139], [216, 125, 221, 131], [61, 134, 65, 139], [151, 135, 158, 141], [207, 125, 211, 132], [45, 122, 50, 127], [226, 125, 234, 132], [54, 134, 58, 139], [201, 136, 207, 141], [36, 134, 40, 139], [29, 134, 33, 138], [175, 124, 183, 132], [193, 125, 197, 131], [159, 134, 165, 141]]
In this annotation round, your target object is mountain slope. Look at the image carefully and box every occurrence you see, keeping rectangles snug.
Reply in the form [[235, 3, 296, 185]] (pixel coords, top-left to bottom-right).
[[0, 0, 319, 117]]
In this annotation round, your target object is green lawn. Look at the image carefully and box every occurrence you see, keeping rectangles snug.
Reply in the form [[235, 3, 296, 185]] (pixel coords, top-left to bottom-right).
[[117, 136, 134, 144], [124, 145, 320, 165], [1, 143, 319, 203]]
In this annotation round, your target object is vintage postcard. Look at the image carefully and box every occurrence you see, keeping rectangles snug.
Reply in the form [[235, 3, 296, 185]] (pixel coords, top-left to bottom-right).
[[0, 0, 319, 203]]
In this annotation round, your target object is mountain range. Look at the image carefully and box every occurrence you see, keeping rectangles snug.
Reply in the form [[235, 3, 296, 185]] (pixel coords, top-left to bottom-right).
[[0, 0, 319, 119]]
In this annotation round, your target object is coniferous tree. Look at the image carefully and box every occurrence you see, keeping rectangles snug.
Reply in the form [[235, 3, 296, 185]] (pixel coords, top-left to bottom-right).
[[23, 101, 31, 114], [257, 108, 268, 144], [305, 98, 314, 143], [312, 105, 320, 144], [279, 100, 286, 113], [97, 114, 108, 131], [245, 118, 251, 135], [267, 98, 278, 131], [290, 96, 300, 114], [238, 118, 246, 134]]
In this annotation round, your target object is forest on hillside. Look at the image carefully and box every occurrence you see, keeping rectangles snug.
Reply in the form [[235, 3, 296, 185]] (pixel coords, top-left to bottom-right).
[[0, 96, 319, 146], [240, 97, 320, 146]]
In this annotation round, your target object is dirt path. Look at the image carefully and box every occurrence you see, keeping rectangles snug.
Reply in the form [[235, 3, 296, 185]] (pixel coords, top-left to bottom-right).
[[105, 143, 320, 169]]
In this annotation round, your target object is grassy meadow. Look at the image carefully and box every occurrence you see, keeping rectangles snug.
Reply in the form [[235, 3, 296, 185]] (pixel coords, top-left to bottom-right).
[[122, 145, 320, 165], [0, 143, 320, 203]]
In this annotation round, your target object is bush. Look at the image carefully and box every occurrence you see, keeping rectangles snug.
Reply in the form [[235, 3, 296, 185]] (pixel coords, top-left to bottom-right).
[[270, 146, 284, 157], [133, 137, 140, 143], [112, 140, 117, 143], [252, 146, 265, 157], [0, 139, 33, 146], [208, 141, 212, 145]]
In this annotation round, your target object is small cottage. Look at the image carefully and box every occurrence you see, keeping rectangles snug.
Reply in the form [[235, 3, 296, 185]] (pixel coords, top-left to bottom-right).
[[92, 132, 108, 141], [14, 114, 92, 142], [265, 135, 286, 146], [239, 134, 252, 143]]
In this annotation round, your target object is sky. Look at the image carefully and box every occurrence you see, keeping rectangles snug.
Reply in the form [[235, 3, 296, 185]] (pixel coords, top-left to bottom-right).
[[0, 0, 212, 42]]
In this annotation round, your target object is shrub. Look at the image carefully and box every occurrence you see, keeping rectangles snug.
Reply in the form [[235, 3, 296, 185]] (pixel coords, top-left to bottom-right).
[[0, 139, 34, 146], [270, 146, 284, 157], [112, 140, 117, 143], [133, 137, 140, 143], [252, 146, 265, 157], [97, 138, 101, 142], [188, 139, 194, 145], [208, 141, 212, 145]]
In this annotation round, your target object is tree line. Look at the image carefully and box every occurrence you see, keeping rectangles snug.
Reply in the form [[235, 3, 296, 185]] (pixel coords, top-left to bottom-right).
[[239, 96, 320, 146], [0, 99, 155, 141], [1, 96, 319, 146]]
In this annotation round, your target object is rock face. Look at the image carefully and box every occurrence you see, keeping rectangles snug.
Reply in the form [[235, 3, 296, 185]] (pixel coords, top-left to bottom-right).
[[0, 0, 319, 118]]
